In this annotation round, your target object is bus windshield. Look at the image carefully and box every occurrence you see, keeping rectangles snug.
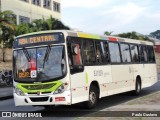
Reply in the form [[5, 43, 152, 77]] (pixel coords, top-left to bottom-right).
[[13, 45, 66, 82]]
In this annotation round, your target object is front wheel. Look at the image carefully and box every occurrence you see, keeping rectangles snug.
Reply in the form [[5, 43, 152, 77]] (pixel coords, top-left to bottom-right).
[[84, 85, 98, 109]]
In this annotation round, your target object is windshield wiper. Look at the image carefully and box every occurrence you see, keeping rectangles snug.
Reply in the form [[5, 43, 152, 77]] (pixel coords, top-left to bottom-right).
[[23, 47, 30, 62], [43, 45, 51, 68]]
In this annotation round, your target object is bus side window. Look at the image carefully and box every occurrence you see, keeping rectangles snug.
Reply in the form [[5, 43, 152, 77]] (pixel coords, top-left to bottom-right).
[[104, 42, 110, 63], [83, 40, 96, 65], [139, 45, 148, 63], [109, 42, 121, 63], [130, 44, 139, 63], [95, 41, 103, 64], [95, 41, 110, 64], [147, 46, 155, 63]]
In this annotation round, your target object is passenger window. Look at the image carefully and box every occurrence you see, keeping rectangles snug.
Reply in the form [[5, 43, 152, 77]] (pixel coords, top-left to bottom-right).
[[104, 42, 110, 63], [147, 46, 155, 63], [109, 42, 121, 63], [83, 40, 96, 65], [120, 43, 131, 63], [139, 45, 148, 63], [130, 44, 139, 63], [95, 41, 107, 64]]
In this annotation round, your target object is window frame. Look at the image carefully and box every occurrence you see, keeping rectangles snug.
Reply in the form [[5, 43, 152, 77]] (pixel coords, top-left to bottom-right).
[[32, 0, 41, 6], [43, 0, 51, 9], [53, 1, 61, 12]]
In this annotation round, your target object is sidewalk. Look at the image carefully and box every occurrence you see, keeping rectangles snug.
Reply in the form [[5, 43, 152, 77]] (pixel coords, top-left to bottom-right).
[[0, 87, 13, 100]]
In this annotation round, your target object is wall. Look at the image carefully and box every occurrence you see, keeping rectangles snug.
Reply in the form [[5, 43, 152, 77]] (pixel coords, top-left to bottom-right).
[[1, 0, 61, 24], [0, 48, 12, 71]]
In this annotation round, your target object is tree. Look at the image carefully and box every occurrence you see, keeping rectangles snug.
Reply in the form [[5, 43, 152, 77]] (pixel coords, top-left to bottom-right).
[[15, 16, 70, 36], [0, 10, 16, 62], [149, 30, 160, 40], [117, 31, 149, 41], [46, 16, 70, 30], [104, 31, 113, 36]]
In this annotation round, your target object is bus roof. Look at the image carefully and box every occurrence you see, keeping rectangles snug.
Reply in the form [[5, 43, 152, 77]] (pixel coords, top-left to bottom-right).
[[15, 30, 154, 45]]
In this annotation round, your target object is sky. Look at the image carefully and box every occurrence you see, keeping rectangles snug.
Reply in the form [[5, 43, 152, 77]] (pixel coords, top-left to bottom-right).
[[61, 0, 160, 35]]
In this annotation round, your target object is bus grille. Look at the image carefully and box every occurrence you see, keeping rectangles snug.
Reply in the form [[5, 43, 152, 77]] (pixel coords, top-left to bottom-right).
[[30, 97, 49, 102], [21, 83, 56, 90]]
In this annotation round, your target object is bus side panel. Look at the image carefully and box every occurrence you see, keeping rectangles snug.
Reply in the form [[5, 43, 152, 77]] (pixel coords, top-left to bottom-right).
[[108, 64, 133, 95], [70, 65, 112, 104], [131, 64, 157, 90], [142, 64, 157, 88]]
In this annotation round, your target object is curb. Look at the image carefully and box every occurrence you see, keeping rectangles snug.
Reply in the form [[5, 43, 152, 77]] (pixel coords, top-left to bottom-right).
[[0, 95, 13, 101]]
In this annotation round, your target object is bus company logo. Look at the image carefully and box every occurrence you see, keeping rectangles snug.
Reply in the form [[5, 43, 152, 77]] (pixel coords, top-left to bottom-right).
[[2, 112, 11, 117], [37, 91, 40, 95]]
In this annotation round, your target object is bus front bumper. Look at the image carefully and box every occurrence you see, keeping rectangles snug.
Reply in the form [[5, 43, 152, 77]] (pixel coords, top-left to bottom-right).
[[13, 91, 71, 106]]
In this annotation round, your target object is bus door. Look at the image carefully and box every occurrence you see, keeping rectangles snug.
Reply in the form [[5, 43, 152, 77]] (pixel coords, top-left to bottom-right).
[[67, 37, 86, 104]]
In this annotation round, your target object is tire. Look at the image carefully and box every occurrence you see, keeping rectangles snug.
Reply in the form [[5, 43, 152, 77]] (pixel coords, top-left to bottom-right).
[[134, 79, 141, 95], [84, 85, 98, 109]]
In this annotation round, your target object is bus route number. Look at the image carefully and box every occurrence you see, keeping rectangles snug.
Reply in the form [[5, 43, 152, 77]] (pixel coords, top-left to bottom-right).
[[18, 72, 30, 78]]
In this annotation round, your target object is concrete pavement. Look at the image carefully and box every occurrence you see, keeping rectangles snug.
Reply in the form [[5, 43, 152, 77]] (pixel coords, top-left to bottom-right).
[[0, 87, 13, 100]]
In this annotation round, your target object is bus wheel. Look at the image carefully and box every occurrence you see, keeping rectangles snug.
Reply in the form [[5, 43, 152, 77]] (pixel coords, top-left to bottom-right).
[[134, 79, 141, 95], [84, 85, 98, 109]]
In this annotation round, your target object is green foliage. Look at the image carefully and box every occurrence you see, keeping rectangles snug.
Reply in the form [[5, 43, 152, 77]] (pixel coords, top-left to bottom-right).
[[104, 31, 113, 36], [15, 16, 70, 36], [117, 31, 149, 41], [0, 10, 16, 47], [150, 30, 160, 39]]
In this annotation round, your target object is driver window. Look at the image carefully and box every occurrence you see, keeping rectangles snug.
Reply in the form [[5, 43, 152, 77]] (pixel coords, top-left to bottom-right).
[[67, 37, 82, 66]]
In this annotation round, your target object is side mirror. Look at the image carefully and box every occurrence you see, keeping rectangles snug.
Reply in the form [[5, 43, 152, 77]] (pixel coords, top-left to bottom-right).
[[70, 65, 84, 74]]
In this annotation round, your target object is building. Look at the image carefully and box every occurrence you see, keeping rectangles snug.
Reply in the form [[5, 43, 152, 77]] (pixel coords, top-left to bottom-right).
[[0, 0, 61, 24]]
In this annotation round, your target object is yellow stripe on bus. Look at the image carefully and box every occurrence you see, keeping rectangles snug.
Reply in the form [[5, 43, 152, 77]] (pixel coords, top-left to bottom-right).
[[78, 33, 100, 40], [86, 72, 89, 84]]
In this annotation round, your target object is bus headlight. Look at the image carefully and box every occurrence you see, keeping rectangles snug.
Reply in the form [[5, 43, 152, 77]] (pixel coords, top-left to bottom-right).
[[15, 87, 25, 96], [54, 83, 68, 94]]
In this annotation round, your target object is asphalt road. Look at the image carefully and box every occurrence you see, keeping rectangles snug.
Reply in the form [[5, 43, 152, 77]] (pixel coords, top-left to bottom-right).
[[0, 81, 160, 119]]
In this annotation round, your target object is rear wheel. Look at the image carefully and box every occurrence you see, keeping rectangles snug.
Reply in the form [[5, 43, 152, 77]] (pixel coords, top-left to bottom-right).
[[134, 78, 141, 95], [84, 85, 98, 109]]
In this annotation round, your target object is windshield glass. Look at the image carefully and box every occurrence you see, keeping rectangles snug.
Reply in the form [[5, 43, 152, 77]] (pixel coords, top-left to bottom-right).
[[13, 45, 66, 82]]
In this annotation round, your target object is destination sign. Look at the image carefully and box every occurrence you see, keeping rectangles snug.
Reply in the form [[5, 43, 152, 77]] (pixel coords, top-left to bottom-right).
[[13, 33, 64, 48]]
